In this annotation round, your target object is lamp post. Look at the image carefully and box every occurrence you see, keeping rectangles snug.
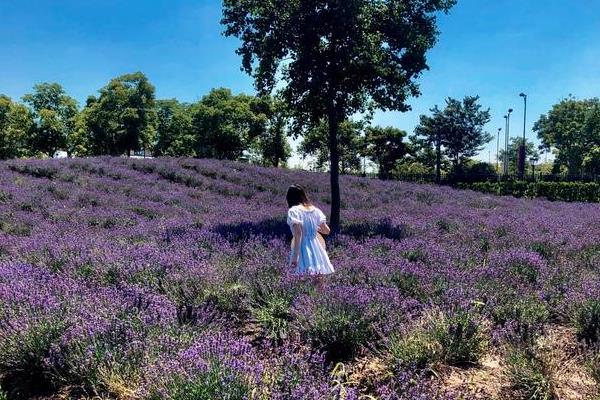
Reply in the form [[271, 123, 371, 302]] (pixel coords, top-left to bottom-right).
[[505, 109, 513, 175], [503, 115, 508, 175], [496, 127, 502, 173], [518, 93, 527, 179]]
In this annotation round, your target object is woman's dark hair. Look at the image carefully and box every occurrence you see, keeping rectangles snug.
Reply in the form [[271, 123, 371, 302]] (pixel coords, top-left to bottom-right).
[[286, 184, 311, 208]]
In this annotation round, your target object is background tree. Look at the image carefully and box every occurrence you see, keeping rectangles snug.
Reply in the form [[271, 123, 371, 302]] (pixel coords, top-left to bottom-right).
[[0, 95, 34, 159], [299, 120, 364, 174], [222, 0, 456, 231], [154, 99, 196, 157], [81, 72, 157, 156], [534, 97, 600, 176], [414, 106, 446, 182], [249, 96, 291, 167], [364, 126, 409, 179], [406, 134, 438, 175], [414, 96, 491, 179], [499, 137, 539, 175], [441, 96, 492, 172], [192, 88, 266, 160], [22, 83, 78, 157]]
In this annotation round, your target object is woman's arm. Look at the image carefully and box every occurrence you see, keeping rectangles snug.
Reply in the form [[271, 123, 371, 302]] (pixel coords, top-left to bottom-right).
[[290, 223, 303, 267], [318, 223, 331, 235]]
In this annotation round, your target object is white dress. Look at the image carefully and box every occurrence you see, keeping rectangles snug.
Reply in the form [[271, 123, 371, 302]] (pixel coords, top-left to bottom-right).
[[287, 205, 335, 275]]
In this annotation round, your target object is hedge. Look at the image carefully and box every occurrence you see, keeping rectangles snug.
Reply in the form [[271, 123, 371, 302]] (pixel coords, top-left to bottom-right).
[[457, 181, 600, 202]]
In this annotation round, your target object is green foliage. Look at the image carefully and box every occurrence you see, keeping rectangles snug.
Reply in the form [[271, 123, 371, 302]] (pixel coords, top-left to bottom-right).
[[299, 119, 365, 173], [192, 88, 267, 160], [148, 364, 249, 400], [414, 96, 492, 179], [586, 351, 600, 387], [499, 137, 539, 175], [430, 310, 488, 365], [387, 310, 487, 369], [154, 99, 196, 157], [81, 72, 157, 156], [573, 299, 600, 344], [460, 181, 600, 202], [294, 294, 379, 362], [387, 328, 439, 369], [491, 296, 549, 344], [364, 126, 410, 180], [247, 96, 291, 167], [22, 83, 78, 157], [0, 317, 66, 388], [506, 348, 555, 400], [0, 95, 33, 159], [249, 290, 293, 341], [534, 97, 600, 176]]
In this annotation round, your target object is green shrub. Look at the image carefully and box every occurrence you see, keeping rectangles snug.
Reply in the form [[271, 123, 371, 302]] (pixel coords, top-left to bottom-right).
[[0, 317, 66, 390], [491, 296, 549, 344], [387, 328, 439, 369], [249, 291, 293, 341], [460, 181, 600, 203], [506, 349, 554, 400], [147, 364, 249, 400], [587, 351, 600, 387], [431, 310, 488, 365], [387, 310, 487, 369], [573, 299, 600, 344]]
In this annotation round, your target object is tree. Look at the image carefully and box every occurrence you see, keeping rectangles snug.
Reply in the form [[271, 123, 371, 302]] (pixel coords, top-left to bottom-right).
[[0, 95, 34, 159], [154, 99, 196, 157], [364, 126, 409, 179], [222, 0, 456, 231], [22, 83, 78, 157], [299, 120, 365, 174], [193, 88, 267, 160], [249, 97, 291, 167], [499, 137, 539, 175], [414, 96, 491, 180], [534, 97, 600, 176], [82, 72, 157, 156]]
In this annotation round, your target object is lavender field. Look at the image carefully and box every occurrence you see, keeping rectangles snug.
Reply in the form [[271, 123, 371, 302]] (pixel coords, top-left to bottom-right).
[[1, 157, 600, 399]]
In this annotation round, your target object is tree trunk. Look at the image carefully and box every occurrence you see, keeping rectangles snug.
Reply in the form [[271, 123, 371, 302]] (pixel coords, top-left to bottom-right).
[[328, 111, 341, 234], [435, 138, 441, 183]]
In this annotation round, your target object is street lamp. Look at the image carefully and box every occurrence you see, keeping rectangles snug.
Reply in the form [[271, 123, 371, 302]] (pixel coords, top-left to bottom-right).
[[496, 127, 502, 173], [504, 109, 513, 175], [518, 93, 528, 178]]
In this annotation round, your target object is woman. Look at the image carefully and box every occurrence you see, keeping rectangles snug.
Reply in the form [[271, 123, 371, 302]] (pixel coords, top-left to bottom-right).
[[286, 184, 334, 275]]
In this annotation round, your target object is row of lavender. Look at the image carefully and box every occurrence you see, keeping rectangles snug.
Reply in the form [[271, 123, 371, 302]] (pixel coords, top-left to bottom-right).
[[0, 157, 599, 399]]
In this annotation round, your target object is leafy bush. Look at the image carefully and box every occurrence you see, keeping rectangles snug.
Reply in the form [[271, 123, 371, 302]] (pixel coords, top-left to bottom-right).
[[506, 349, 554, 400], [387, 328, 439, 369], [293, 287, 400, 362], [573, 299, 600, 344], [459, 181, 600, 202], [387, 310, 487, 369], [491, 296, 549, 344], [430, 310, 488, 365], [249, 290, 293, 341]]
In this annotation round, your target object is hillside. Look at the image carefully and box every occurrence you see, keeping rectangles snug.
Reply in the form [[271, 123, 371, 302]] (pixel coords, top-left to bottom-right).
[[1, 157, 600, 399]]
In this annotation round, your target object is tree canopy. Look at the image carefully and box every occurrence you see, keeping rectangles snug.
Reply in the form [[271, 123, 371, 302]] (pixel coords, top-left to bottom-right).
[[534, 97, 600, 176], [364, 126, 410, 179], [22, 83, 78, 157], [81, 72, 157, 156], [414, 96, 492, 179], [0, 95, 34, 160], [299, 120, 365, 174]]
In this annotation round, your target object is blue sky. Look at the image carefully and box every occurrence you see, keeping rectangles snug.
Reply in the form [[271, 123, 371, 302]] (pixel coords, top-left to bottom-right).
[[1, 0, 599, 165]]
